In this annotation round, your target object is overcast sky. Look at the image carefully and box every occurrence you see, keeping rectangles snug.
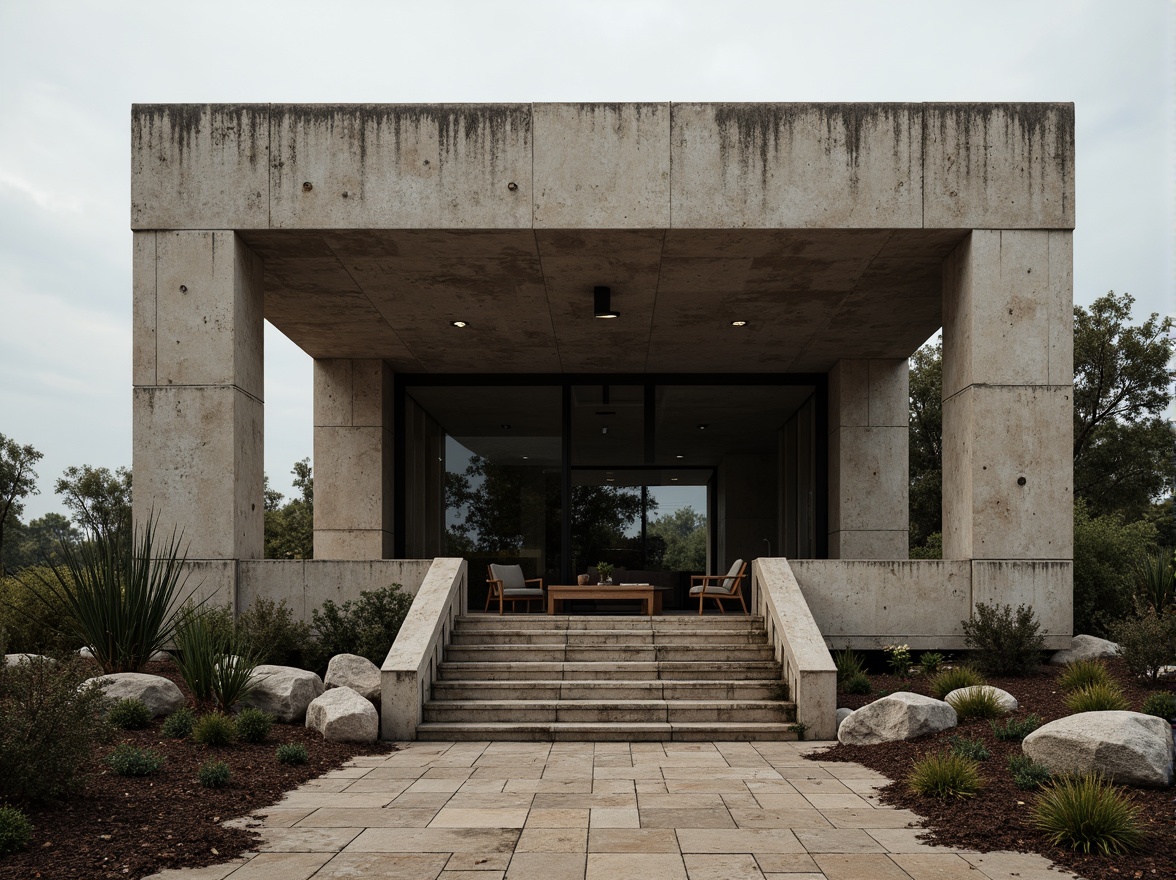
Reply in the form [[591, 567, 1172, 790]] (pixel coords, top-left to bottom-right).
[[1, 0, 1172, 521]]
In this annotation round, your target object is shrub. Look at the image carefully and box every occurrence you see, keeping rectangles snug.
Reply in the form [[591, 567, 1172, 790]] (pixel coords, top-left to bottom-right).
[[787, 722, 807, 741], [841, 671, 871, 695], [0, 805, 32, 856], [309, 585, 413, 672], [947, 687, 1004, 721], [1065, 682, 1129, 713], [198, 759, 231, 789], [107, 698, 152, 730], [918, 651, 945, 675], [1008, 754, 1051, 790], [276, 742, 308, 765], [930, 665, 985, 700], [1031, 773, 1144, 855], [907, 752, 982, 798], [1110, 610, 1176, 681], [192, 712, 236, 746], [236, 598, 312, 667], [883, 644, 911, 677], [960, 603, 1045, 676], [106, 743, 163, 777], [1073, 501, 1155, 637], [21, 517, 197, 673], [0, 654, 110, 801], [0, 568, 79, 654], [1057, 659, 1113, 693], [162, 707, 195, 739], [1134, 547, 1175, 615], [833, 648, 865, 682], [948, 735, 990, 761], [990, 714, 1041, 742], [1140, 691, 1176, 720], [235, 707, 273, 743], [174, 607, 259, 711]]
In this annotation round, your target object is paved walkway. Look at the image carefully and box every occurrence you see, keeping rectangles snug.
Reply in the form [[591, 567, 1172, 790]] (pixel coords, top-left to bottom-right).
[[150, 741, 1078, 880]]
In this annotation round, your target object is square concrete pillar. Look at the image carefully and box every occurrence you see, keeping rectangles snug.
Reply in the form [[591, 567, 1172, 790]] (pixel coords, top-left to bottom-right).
[[827, 359, 909, 559], [132, 231, 265, 567], [313, 359, 394, 559], [942, 230, 1073, 562]]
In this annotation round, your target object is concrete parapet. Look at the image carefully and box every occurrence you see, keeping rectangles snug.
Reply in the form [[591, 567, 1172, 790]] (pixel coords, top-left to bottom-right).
[[237, 559, 433, 622]]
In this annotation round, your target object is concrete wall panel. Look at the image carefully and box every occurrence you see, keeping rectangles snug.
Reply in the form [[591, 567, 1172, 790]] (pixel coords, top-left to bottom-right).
[[533, 103, 670, 228], [270, 105, 532, 229], [238, 559, 431, 622], [670, 103, 924, 228], [132, 232, 157, 386], [924, 104, 1075, 229], [828, 530, 909, 560], [971, 560, 1072, 647], [131, 105, 269, 229]]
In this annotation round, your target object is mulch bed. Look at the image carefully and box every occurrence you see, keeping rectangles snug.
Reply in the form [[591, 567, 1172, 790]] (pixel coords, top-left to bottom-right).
[[0, 660, 396, 880], [812, 657, 1176, 880]]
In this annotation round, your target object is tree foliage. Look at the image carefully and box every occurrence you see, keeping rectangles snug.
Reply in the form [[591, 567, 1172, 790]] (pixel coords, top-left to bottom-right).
[[54, 464, 132, 541], [1072, 500, 1157, 637], [908, 341, 943, 549], [264, 458, 313, 559], [646, 507, 707, 572], [0, 434, 43, 573]]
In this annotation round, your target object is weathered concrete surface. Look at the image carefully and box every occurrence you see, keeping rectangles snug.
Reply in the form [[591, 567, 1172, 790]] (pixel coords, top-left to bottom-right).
[[827, 359, 909, 559], [313, 359, 394, 559], [237, 559, 432, 622], [971, 560, 1072, 645]]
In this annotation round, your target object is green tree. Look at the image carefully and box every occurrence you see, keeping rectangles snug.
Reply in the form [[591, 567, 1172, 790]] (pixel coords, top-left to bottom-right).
[[0, 435, 42, 573], [264, 459, 314, 559], [908, 340, 943, 549], [54, 465, 132, 541], [1072, 500, 1157, 637], [1073, 292, 1175, 519], [647, 507, 707, 572], [3, 513, 80, 572]]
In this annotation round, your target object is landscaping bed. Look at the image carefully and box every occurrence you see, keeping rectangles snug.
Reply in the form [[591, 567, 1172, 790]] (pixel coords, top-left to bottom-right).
[[0, 660, 396, 880], [813, 657, 1176, 880]]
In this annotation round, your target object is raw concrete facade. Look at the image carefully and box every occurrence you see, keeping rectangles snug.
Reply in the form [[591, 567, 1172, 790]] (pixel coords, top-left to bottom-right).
[[130, 102, 1074, 647]]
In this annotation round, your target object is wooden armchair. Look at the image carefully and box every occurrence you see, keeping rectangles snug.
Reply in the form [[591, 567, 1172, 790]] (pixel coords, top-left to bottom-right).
[[485, 564, 545, 614], [689, 558, 748, 615]]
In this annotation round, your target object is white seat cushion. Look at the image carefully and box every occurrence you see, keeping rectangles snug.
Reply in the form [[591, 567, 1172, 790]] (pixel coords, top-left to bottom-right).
[[722, 558, 744, 590], [690, 583, 734, 595]]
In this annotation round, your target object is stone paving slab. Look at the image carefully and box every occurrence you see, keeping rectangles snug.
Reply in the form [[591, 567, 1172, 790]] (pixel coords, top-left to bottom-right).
[[146, 741, 1085, 880]]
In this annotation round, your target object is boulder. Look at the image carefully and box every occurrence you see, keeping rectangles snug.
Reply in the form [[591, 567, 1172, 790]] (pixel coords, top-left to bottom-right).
[[836, 707, 854, 730], [1022, 711, 1174, 788], [241, 664, 324, 723], [838, 692, 957, 746], [1049, 634, 1120, 665], [78, 647, 170, 663], [5, 653, 51, 667], [84, 672, 184, 717], [945, 685, 1019, 713], [306, 686, 378, 742], [324, 653, 381, 703]]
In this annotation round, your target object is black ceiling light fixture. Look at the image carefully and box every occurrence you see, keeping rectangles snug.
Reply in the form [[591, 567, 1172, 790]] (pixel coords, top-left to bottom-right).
[[594, 286, 619, 319]]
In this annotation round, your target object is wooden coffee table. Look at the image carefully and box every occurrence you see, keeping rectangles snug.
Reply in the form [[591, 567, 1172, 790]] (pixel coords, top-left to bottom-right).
[[547, 584, 658, 615]]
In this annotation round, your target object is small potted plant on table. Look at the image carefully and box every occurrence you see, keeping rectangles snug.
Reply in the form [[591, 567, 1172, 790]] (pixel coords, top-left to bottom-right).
[[596, 562, 615, 585]]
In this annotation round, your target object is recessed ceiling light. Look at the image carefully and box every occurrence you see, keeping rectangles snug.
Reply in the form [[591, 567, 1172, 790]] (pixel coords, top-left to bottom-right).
[[675, 454, 684, 459], [522, 456, 529, 460], [731, 320, 747, 327], [451, 320, 468, 328], [698, 424, 708, 430], [671, 477, 679, 482], [606, 477, 615, 482], [593, 285, 620, 319], [500, 424, 511, 429]]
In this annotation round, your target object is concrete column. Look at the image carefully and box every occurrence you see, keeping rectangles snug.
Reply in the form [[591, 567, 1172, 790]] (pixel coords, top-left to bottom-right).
[[313, 359, 394, 559], [132, 231, 265, 602], [827, 359, 909, 559], [941, 230, 1073, 561]]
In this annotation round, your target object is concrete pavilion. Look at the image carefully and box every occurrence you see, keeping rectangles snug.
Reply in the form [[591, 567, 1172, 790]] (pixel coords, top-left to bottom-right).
[[130, 104, 1074, 719]]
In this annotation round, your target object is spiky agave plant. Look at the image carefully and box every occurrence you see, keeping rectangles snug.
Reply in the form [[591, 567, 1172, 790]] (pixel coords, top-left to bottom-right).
[[24, 515, 196, 673]]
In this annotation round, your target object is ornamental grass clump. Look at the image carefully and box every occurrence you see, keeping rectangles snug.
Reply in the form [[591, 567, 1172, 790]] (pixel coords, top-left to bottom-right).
[[930, 665, 985, 700], [1140, 691, 1176, 720], [0, 805, 32, 856], [235, 707, 273, 743], [833, 648, 866, 682], [960, 602, 1044, 676], [1031, 773, 1144, 855], [1058, 659, 1113, 693], [107, 698, 152, 730], [907, 751, 983, 799], [106, 743, 164, 777], [1065, 682, 1129, 713], [990, 714, 1041, 742], [192, 712, 236, 746], [276, 742, 309, 765], [198, 759, 231, 789], [947, 687, 1004, 721], [918, 651, 945, 675], [173, 606, 259, 711]]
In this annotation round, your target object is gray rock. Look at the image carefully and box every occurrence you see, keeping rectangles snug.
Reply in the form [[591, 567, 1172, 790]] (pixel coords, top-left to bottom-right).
[[1049, 634, 1120, 665], [84, 672, 184, 716], [78, 646, 170, 663], [241, 664, 324, 723], [324, 653, 381, 703], [1022, 711, 1174, 788], [836, 707, 854, 730], [945, 685, 1019, 713], [838, 692, 957, 746], [306, 686, 379, 742], [5, 653, 51, 667]]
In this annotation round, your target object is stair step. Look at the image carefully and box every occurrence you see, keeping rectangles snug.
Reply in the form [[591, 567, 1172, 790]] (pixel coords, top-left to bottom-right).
[[449, 629, 768, 646], [415, 721, 800, 742], [454, 614, 765, 631], [432, 679, 783, 701], [437, 661, 783, 681], [423, 699, 796, 724], [444, 645, 775, 663]]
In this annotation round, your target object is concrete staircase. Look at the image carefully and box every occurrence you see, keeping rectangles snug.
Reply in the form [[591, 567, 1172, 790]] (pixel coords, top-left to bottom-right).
[[416, 614, 797, 741]]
